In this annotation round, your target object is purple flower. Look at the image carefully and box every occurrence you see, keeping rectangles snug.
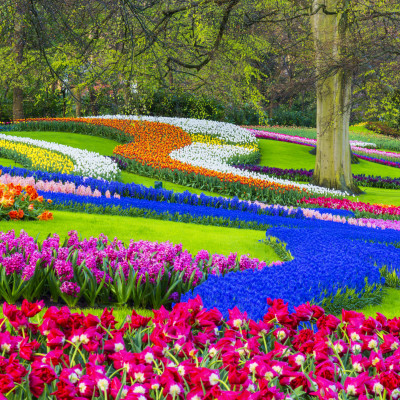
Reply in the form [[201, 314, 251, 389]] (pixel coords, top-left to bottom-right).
[[60, 281, 80, 297]]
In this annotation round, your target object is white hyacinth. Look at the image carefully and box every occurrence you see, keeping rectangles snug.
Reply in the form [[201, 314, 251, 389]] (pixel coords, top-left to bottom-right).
[[170, 143, 349, 196]]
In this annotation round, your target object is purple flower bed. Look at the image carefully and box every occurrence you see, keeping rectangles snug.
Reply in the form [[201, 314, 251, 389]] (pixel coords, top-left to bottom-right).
[[0, 230, 280, 309]]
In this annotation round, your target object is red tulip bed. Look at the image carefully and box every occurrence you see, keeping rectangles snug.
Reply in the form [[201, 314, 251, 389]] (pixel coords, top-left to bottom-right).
[[2, 297, 400, 400]]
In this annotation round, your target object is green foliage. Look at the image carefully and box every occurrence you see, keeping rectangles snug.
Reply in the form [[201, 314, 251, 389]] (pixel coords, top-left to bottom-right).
[[317, 280, 384, 316], [125, 89, 267, 125], [365, 121, 400, 138], [11, 121, 131, 144], [380, 265, 400, 288], [269, 104, 316, 128], [263, 237, 293, 262]]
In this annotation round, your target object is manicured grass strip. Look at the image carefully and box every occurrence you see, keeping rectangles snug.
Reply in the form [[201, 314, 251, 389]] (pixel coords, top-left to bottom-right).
[[350, 187, 400, 207], [0, 157, 23, 168], [1, 131, 119, 156], [0, 211, 279, 262], [258, 139, 400, 206], [357, 288, 400, 319], [255, 125, 400, 153], [258, 139, 400, 178]]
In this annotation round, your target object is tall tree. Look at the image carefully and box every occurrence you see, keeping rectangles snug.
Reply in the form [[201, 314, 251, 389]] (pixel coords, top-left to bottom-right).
[[310, 0, 359, 193], [12, 0, 26, 120]]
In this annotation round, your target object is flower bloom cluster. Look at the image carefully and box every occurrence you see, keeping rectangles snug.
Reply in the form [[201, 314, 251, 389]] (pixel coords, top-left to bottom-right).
[[352, 146, 400, 161], [190, 133, 258, 151], [299, 197, 400, 217], [11, 117, 351, 197], [347, 217, 400, 230], [86, 114, 257, 145], [182, 218, 400, 320], [356, 154, 400, 169], [0, 173, 121, 199], [0, 133, 120, 180], [2, 164, 399, 234], [0, 173, 52, 221], [0, 230, 272, 308], [4, 297, 400, 399]]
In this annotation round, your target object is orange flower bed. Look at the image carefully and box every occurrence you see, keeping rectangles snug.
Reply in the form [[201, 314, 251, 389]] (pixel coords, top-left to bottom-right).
[[18, 118, 305, 195], [0, 174, 53, 221]]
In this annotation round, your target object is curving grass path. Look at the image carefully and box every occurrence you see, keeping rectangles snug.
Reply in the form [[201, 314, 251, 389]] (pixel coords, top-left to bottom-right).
[[357, 288, 400, 319], [5, 131, 119, 155], [258, 139, 400, 178], [254, 125, 400, 153], [258, 139, 400, 206]]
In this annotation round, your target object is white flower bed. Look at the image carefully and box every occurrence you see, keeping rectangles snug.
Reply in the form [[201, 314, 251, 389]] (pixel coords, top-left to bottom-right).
[[84, 115, 257, 145], [0, 134, 120, 180], [170, 143, 348, 196], [349, 140, 377, 149]]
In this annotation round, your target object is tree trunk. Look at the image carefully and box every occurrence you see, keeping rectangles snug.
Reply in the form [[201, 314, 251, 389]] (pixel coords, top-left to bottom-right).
[[89, 87, 98, 116], [13, 2, 25, 121], [311, 0, 361, 194], [13, 88, 24, 120], [74, 87, 82, 117]]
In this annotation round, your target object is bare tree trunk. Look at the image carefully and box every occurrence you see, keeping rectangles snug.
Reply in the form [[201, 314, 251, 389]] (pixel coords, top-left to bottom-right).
[[13, 2, 25, 120], [89, 87, 98, 116], [311, 0, 361, 194]]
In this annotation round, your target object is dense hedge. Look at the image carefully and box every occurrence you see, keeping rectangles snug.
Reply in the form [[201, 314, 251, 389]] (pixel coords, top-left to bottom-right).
[[366, 121, 400, 138], [10, 120, 132, 143], [127, 89, 267, 125]]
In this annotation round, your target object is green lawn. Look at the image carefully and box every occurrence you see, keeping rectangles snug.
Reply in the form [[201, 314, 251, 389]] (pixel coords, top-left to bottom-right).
[[357, 288, 400, 319], [255, 125, 400, 153], [0, 157, 23, 168], [351, 187, 400, 207], [258, 139, 400, 206], [0, 211, 278, 262], [4, 130, 118, 155], [258, 139, 400, 178]]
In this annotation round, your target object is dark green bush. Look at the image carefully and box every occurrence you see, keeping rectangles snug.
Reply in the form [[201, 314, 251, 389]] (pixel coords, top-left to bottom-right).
[[127, 89, 266, 125], [365, 121, 400, 138], [269, 104, 316, 127]]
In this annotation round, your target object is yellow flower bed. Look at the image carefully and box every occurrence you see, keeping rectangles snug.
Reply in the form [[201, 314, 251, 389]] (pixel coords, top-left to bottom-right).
[[0, 140, 74, 174], [190, 134, 258, 152]]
